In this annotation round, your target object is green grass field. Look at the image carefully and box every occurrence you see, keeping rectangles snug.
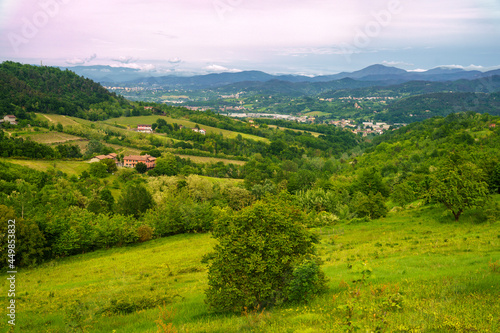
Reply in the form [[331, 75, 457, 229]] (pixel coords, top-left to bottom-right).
[[103, 116, 270, 143], [268, 125, 322, 138], [175, 154, 246, 166], [17, 131, 84, 145], [37, 113, 81, 127], [2, 203, 499, 332], [0, 158, 90, 176]]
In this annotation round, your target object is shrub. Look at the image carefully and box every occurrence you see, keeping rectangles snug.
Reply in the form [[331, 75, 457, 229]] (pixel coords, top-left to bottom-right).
[[204, 195, 328, 312], [137, 225, 154, 242], [287, 259, 328, 303]]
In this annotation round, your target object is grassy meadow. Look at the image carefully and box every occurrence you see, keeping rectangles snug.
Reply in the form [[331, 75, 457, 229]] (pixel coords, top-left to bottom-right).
[[103, 115, 270, 143], [267, 125, 322, 138], [2, 202, 499, 332], [0, 158, 90, 176]]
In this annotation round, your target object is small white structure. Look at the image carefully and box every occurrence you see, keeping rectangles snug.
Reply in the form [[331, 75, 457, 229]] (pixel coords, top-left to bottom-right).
[[1, 115, 18, 125]]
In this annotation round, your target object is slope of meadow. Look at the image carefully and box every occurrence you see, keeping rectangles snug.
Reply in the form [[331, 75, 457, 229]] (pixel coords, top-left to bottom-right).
[[2, 202, 499, 333]]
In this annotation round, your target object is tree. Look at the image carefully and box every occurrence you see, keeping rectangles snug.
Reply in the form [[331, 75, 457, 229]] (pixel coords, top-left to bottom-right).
[[117, 184, 154, 218], [352, 168, 389, 197], [352, 191, 388, 220], [89, 162, 108, 178], [204, 195, 327, 312], [135, 162, 147, 174], [101, 159, 118, 174], [150, 153, 178, 176], [431, 157, 489, 221]]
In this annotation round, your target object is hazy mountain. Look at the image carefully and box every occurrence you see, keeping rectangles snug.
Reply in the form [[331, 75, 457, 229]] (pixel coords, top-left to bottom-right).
[[63, 64, 500, 90]]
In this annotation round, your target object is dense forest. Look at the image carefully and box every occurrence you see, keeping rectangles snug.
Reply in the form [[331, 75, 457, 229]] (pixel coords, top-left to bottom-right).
[[0, 61, 131, 120]]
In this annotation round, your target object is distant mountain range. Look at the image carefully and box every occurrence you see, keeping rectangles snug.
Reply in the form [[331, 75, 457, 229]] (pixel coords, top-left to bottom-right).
[[63, 64, 500, 90]]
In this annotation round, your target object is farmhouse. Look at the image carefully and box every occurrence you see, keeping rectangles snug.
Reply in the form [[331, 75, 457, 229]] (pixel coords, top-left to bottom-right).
[[90, 153, 118, 164], [123, 154, 156, 169], [0, 115, 18, 125], [192, 128, 206, 135], [137, 124, 153, 133]]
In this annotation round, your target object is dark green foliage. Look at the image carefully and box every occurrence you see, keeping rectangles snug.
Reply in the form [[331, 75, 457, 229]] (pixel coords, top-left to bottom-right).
[[146, 192, 215, 236], [352, 168, 389, 198], [149, 153, 178, 176], [84, 140, 114, 159], [0, 61, 129, 120], [0, 130, 83, 159], [89, 162, 108, 178], [55, 144, 83, 159], [0, 205, 46, 267], [353, 192, 388, 220], [391, 182, 417, 207], [287, 259, 329, 304], [135, 162, 148, 174], [117, 184, 154, 218], [101, 159, 118, 174], [204, 196, 327, 312], [490, 163, 500, 194]]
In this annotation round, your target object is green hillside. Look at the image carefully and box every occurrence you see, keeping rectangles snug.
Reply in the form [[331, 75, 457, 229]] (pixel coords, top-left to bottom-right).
[[1, 63, 500, 333], [1, 205, 498, 332], [0, 61, 130, 120]]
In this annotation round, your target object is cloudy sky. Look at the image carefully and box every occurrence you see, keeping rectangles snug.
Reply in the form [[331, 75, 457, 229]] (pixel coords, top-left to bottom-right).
[[0, 0, 499, 75]]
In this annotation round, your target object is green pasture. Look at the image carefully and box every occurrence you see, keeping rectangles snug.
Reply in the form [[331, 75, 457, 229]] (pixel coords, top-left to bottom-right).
[[2, 203, 499, 332], [103, 116, 270, 143]]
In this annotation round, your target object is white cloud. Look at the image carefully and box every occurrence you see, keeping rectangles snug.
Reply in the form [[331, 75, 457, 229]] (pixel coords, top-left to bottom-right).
[[168, 58, 182, 64], [65, 54, 97, 65], [112, 56, 136, 64], [109, 62, 157, 72], [204, 64, 242, 73], [382, 60, 414, 67], [66, 58, 86, 65]]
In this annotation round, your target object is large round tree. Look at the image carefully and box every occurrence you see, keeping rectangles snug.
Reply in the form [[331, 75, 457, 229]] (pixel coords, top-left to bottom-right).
[[204, 195, 327, 312], [432, 156, 489, 221]]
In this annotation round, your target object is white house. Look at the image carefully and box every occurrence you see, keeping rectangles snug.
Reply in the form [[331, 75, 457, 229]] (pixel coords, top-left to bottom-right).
[[1, 115, 17, 125]]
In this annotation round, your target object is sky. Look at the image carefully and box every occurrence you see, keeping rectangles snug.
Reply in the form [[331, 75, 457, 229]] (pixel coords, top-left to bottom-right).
[[0, 0, 499, 75]]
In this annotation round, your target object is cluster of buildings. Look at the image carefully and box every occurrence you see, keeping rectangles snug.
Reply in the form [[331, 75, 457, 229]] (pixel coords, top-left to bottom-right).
[[320, 96, 396, 102], [90, 153, 157, 169], [330, 119, 406, 136], [227, 113, 310, 123], [137, 124, 153, 133], [192, 128, 206, 135]]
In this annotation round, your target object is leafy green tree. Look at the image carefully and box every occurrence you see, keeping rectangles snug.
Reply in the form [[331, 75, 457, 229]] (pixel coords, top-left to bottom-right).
[[101, 159, 118, 174], [204, 195, 327, 312], [0, 205, 46, 267], [117, 184, 154, 218], [391, 181, 417, 207], [352, 191, 388, 220], [352, 168, 390, 197], [431, 157, 489, 221], [490, 163, 500, 194], [135, 162, 148, 174], [89, 162, 108, 178], [149, 153, 178, 176]]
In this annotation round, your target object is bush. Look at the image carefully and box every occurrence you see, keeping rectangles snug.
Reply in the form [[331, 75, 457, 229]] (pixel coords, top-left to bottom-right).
[[137, 225, 154, 242], [352, 192, 388, 220], [204, 195, 328, 312], [287, 259, 328, 303]]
